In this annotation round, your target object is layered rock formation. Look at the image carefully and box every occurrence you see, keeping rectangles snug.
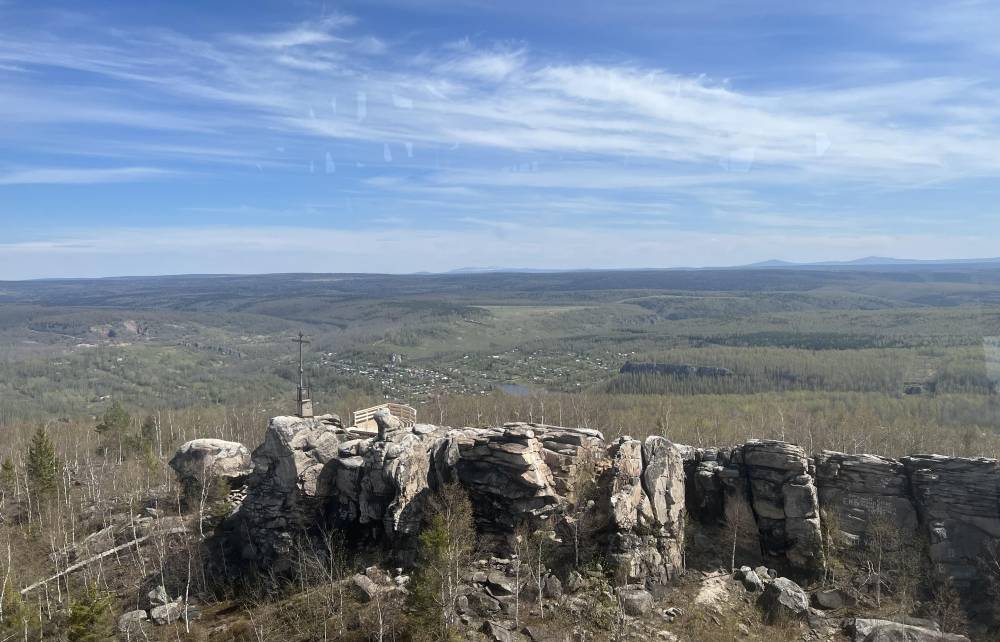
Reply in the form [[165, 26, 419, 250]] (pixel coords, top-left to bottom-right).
[[695, 441, 825, 576], [230, 414, 345, 569], [228, 416, 685, 584], [185, 417, 1000, 601], [904, 455, 1000, 590], [685, 445, 1000, 591], [814, 451, 918, 545]]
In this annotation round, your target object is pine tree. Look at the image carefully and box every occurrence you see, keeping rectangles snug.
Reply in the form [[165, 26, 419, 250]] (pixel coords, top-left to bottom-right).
[[95, 401, 131, 456], [139, 415, 158, 452], [66, 582, 114, 642], [1, 577, 39, 638], [0, 457, 14, 493], [409, 483, 476, 642], [25, 427, 60, 502]]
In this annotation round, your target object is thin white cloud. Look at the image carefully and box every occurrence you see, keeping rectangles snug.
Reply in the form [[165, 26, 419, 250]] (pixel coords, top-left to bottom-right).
[[437, 48, 526, 81], [0, 166, 174, 185], [3, 18, 998, 185], [226, 15, 356, 49], [0, 7, 998, 266]]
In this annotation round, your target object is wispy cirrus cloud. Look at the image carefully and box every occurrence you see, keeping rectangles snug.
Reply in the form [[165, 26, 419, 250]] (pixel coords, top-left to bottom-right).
[[226, 14, 356, 49], [4, 13, 996, 184], [1, 2, 1000, 278], [0, 166, 174, 185]]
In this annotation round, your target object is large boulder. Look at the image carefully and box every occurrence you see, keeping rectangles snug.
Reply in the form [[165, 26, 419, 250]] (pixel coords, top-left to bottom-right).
[[758, 577, 809, 623], [117, 610, 148, 634], [847, 618, 969, 641], [169, 439, 251, 490], [618, 587, 654, 616], [150, 601, 183, 625]]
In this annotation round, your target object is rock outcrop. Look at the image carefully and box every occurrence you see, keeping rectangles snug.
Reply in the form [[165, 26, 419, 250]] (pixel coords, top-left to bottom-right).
[[602, 436, 685, 583], [904, 455, 1000, 590], [230, 414, 346, 570], [815, 451, 918, 546], [720, 441, 824, 576], [678, 445, 1000, 597], [759, 577, 809, 623], [227, 417, 685, 584], [172, 416, 1000, 609]]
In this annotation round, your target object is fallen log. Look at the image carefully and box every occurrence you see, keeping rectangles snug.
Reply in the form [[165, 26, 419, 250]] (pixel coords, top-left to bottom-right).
[[20, 526, 185, 595]]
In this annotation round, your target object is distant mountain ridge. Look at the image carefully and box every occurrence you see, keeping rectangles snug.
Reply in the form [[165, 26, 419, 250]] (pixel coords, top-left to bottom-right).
[[744, 256, 1000, 268], [447, 266, 573, 274], [446, 257, 1000, 275]]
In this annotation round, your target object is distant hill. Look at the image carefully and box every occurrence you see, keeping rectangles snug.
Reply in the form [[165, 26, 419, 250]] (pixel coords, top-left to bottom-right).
[[446, 257, 1000, 275], [745, 256, 1000, 269], [447, 266, 572, 274]]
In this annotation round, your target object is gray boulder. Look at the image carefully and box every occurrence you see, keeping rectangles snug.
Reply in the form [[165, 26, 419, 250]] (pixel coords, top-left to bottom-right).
[[542, 574, 563, 600], [150, 601, 183, 625], [482, 620, 514, 642], [147, 585, 170, 607], [117, 610, 148, 633], [812, 588, 851, 610], [485, 570, 515, 596], [169, 438, 251, 488], [618, 587, 654, 616], [739, 568, 764, 592], [374, 408, 403, 441], [754, 565, 775, 581], [847, 618, 969, 641], [467, 591, 502, 616], [352, 573, 379, 602], [759, 577, 809, 622]]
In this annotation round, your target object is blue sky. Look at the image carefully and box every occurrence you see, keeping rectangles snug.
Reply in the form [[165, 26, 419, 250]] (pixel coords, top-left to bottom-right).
[[2, 0, 999, 278]]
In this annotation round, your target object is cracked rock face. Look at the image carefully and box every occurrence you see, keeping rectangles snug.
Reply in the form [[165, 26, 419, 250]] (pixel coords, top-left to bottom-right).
[[814, 451, 918, 545], [738, 441, 825, 576], [230, 415, 348, 571], [602, 436, 686, 583], [903, 454, 1000, 590], [185, 415, 1000, 600], [227, 417, 686, 584], [685, 443, 1000, 592], [170, 438, 252, 481]]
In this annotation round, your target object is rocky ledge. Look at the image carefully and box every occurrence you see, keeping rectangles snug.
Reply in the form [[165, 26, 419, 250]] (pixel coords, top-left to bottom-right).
[[222, 415, 685, 585], [173, 416, 1000, 603]]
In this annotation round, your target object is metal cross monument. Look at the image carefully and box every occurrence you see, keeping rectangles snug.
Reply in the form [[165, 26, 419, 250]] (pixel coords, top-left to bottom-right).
[[293, 332, 314, 418]]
